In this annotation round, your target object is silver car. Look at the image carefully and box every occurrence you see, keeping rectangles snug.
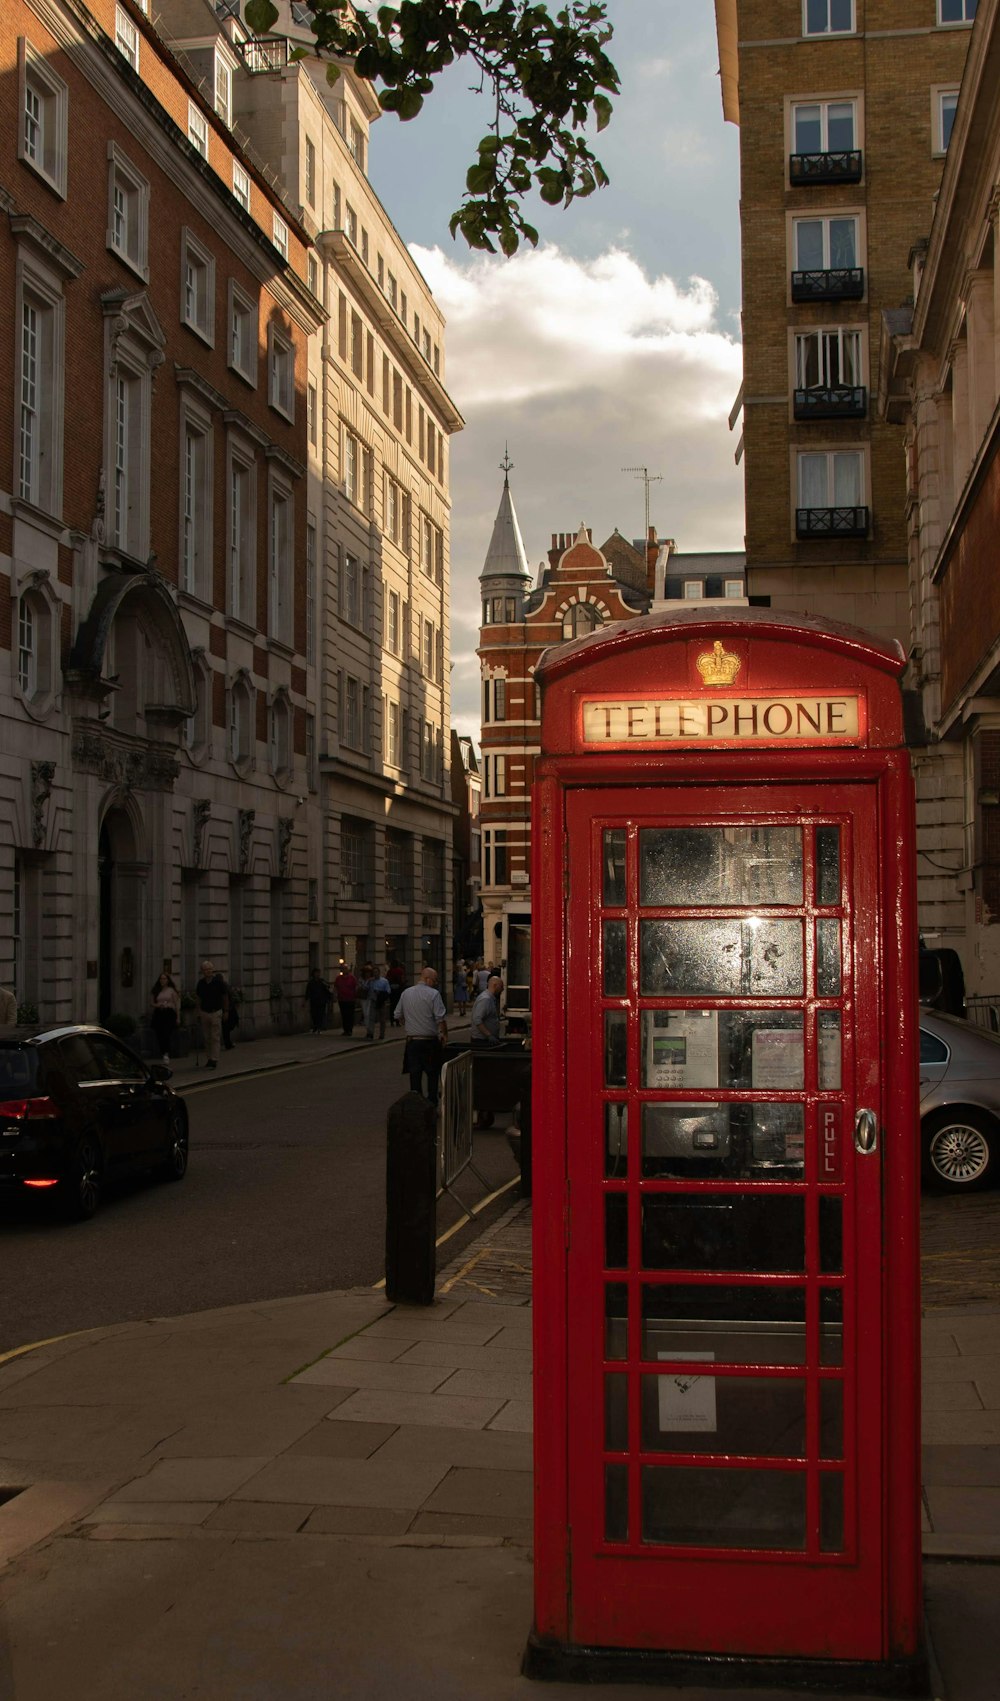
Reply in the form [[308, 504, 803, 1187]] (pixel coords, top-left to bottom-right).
[[920, 1011, 1000, 1191]]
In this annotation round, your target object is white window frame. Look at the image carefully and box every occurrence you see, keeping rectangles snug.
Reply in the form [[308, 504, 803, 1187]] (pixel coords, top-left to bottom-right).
[[188, 101, 209, 160], [178, 395, 213, 601], [15, 250, 66, 516], [232, 159, 251, 211], [793, 325, 864, 389], [18, 38, 68, 198], [268, 474, 294, 648], [227, 437, 256, 625], [802, 0, 855, 35], [305, 515, 317, 666], [115, 5, 140, 70], [385, 473, 401, 543], [107, 142, 149, 280], [273, 214, 289, 259], [724, 580, 744, 599], [790, 97, 858, 156], [180, 228, 215, 345], [682, 581, 704, 601], [304, 136, 317, 207], [937, 0, 977, 24], [307, 380, 318, 448], [795, 446, 867, 513], [214, 49, 233, 128], [791, 211, 861, 272], [933, 86, 960, 155], [387, 699, 401, 768], [267, 325, 294, 420], [387, 587, 400, 654], [227, 281, 257, 385], [422, 617, 435, 679], [18, 596, 36, 698]]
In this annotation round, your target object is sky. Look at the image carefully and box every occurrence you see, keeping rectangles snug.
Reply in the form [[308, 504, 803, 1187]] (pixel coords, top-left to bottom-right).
[[366, 2, 745, 736]]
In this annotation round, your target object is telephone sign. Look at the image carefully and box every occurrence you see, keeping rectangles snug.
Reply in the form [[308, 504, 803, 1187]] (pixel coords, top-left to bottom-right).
[[526, 608, 923, 1692]]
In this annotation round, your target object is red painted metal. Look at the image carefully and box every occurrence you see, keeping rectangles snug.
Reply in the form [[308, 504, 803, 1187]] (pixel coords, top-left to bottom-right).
[[530, 608, 921, 1673]]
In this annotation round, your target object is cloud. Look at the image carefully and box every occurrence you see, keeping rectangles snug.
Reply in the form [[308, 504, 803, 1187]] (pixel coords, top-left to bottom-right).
[[413, 243, 745, 737]]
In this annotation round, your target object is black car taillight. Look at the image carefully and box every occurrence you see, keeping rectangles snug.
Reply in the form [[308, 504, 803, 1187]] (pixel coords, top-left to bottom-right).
[[0, 1097, 60, 1122]]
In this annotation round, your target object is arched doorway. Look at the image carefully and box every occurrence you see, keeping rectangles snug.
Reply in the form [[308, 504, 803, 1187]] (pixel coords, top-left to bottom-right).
[[98, 806, 145, 1025]]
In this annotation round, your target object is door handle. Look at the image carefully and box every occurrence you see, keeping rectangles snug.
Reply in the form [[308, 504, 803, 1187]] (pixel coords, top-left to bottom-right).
[[854, 1107, 878, 1155]]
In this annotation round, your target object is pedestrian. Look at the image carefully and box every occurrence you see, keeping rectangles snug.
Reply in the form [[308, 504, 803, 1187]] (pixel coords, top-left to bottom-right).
[[396, 966, 448, 1105], [304, 969, 331, 1034], [333, 964, 358, 1037], [473, 959, 490, 996], [359, 962, 391, 1041], [150, 971, 181, 1062], [0, 985, 17, 1025], [194, 959, 229, 1069], [386, 957, 406, 1025], [471, 974, 504, 1047], [453, 958, 469, 1016], [222, 990, 240, 1051]]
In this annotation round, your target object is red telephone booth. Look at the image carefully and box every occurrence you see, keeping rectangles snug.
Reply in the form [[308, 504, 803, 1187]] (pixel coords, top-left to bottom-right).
[[527, 608, 923, 1692]]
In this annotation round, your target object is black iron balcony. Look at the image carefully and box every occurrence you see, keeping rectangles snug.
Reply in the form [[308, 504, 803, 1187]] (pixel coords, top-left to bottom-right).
[[791, 268, 865, 302], [239, 36, 293, 74], [796, 506, 869, 540], [793, 385, 868, 421], [789, 150, 863, 186]]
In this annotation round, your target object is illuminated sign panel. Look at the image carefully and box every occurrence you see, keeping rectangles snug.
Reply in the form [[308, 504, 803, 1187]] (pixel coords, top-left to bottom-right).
[[580, 695, 862, 747]]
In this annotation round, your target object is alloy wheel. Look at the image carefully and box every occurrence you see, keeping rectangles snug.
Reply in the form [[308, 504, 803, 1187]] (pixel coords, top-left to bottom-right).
[[929, 1121, 992, 1187]]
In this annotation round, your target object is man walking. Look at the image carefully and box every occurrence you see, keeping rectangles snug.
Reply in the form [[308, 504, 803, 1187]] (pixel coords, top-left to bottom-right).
[[471, 974, 504, 1047], [396, 966, 448, 1105], [333, 965, 358, 1037], [195, 960, 229, 1069]]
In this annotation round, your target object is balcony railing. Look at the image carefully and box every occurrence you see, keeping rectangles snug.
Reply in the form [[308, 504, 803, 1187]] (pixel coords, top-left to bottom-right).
[[239, 36, 293, 74], [791, 268, 865, 303], [793, 385, 868, 421], [789, 150, 863, 186], [796, 506, 870, 540], [340, 878, 367, 902]]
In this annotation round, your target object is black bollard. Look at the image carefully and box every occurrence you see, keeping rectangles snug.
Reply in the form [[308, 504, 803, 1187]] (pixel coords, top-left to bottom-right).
[[385, 1090, 437, 1305]]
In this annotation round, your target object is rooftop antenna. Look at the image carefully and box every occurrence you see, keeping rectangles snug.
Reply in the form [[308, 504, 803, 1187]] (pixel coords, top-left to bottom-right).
[[622, 465, 662, 547], [500, 443, 514, 486]]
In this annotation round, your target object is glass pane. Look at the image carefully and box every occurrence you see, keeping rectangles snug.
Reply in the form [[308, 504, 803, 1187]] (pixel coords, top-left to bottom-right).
[[821, 1380, 843, 1459], [605, 1463, 628, 1542], [642, 1465, 805, 1550], [798, 451, 829, 507], [816, 826, 841, 905], [795, 220, 825, 270], [642, 1195, 806, 1273], [817, 919, 842, 996], [606, 1193, 628, 1269], [642, 1285, 807, 1366], [639, 1009, 804, 1092], [819, 1011, 842, 1088], [820, 1197, 843, 1274], [605, 1282, 628, 1359], [603, 920, 627, 996], [605, 1103, 628, 1179], [641, 1103, 805, 1180], [820, 1472, 844, 1552], [832, 450, 862, 503], [604, 1010, 627, 1086], [820, 1289, 844, 1365], [829, 219, 857, 268], [794, 104, 821, 152], [827, 102, 855, 149], [639, 827, 802, 908], [641, 919, 803, 996], [642, 1373, 805, 1457], [603, 829, 627, 905], [605, 1374, 628, 1450]]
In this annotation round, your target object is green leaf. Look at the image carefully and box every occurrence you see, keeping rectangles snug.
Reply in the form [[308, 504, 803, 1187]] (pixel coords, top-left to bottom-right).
[[593, 93, 612, 132], [499, 223, 519, 257], [398, 86, 425, 120], [244, 0, 279, 32]]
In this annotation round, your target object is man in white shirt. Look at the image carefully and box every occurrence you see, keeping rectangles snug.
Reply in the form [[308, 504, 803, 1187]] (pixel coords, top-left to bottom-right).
[[396, 967, 448, 1105]]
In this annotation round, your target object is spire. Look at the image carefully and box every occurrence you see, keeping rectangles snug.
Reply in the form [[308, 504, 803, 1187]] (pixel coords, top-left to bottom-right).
[[480, 459, 530, 584]]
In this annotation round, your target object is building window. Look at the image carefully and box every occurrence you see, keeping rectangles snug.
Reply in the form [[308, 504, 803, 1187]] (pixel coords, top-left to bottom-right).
[[387, 587, 400, 654], [232, 159, 251, 211], [483, 754, 506, 798], [349, 118, 366, 170], [18, 38, 68, 197], [340, 551, 369, 632], [269, 484, 293, 645], [387, 699, 401, 767], [111, 366, 143, 555], [180, 229, 214, 343], [307, 381, 318, 447], [795, 328, 862, 390], [268, 327, 294, 418], [180, 411, 212, 598], [229, 675, 253, 766], [114, 5, 140, 69], [228, 449, 255, 623], [803, 0, 854, 33], [792, 99, 856, 155], [422, 617, 435, 679], [228, 283, 257, 384], [484, 828, 508, 887], [935, 88, 960, 154], [483, 676, 506, 722], [214, 52, 233, 126], [562, 603, 601, 638], [386, 829, 407, 899], [724, 580, 744, 599], [422, 720, 441, 784], [794, 216, 859, 272], [308, 253, 319, 295], [683, 581, 704, 601], [304, 136, 316, 205], [306, 516, 317, 665], [796, 450, 867, 536], [17, 284, 62, 513], [107, 143, 149, 278], [270, 693, 291, 777], [17, 596, 37, 697], [422, 838, 445, 907], [342, 675, 367, 752], [341, 821, 366, 899], [938, 0, 977, 22], [345, 204, 358, 246], [188, 101, 209, 159], [273, 214, 289, 259]]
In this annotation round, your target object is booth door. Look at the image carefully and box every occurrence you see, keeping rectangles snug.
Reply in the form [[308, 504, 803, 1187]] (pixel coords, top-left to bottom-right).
[[565, 785, 884, 1659]]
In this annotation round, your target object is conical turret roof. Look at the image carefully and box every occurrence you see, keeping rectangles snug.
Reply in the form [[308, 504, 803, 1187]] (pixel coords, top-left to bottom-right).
[[480, 474, 530, 584]]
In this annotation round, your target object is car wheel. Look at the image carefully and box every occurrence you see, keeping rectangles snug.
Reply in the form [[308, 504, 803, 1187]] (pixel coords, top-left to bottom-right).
[[157, 1108, 188, 1183], [60, 1137, 104, 1220], [923, 1110, 997, 1192]]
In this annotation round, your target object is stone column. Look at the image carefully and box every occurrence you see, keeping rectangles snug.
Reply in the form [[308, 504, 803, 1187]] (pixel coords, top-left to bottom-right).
[[951, 335, 971, 494], [965, 269, 996, 453]]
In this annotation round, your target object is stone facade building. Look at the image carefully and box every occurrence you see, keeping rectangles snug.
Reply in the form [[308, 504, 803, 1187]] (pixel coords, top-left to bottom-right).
[[2, 0, 320, 1031], [882, 0, 1000, 990]]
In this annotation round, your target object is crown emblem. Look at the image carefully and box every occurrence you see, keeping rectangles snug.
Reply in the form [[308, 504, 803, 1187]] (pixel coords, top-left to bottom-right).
[[696, 640, 741, 687]]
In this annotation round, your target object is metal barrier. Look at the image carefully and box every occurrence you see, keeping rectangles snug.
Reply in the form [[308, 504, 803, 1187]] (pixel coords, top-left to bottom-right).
[[966, 996, 1000, 1033], [437, 1050, 474, 1193]]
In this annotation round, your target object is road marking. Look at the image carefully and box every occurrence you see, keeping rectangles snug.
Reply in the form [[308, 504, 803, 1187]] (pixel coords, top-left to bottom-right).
[[371, 1175, 522, 1291], [0, 1326, 94, 1369]]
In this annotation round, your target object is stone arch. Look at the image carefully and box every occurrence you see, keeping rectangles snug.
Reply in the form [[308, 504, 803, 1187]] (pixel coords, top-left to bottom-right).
[[71, 570, 197, 734]]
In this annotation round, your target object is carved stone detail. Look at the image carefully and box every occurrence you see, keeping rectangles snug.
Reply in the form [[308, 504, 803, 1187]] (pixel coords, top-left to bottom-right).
[[192, 799, 211, 869], [238, 808, 256, 875], [30, 761, 56, 849], [71, 729, 179, 791], [277, 816, 293, 878]]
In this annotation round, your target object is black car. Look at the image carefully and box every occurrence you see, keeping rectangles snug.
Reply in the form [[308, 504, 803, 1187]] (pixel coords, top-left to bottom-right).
[[0, 1025, 188, 1219]]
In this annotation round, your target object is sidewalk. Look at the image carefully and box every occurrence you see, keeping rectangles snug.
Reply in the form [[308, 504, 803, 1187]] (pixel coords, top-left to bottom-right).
[[0, 1205, 999, 1697], [166, 1014, 471, 1088]]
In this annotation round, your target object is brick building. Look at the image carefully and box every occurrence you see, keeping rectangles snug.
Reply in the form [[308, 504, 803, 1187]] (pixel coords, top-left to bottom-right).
[[2, 0, 321, 1029], [713, 0, 974, 639], [882, 0, 1000, 990]]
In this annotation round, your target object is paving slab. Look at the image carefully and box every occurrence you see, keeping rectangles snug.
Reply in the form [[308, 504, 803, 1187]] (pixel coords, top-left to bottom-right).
[[327, 1335, 412, 1363], [109, 1456, 271, 1503], [82, 1502, 217, 1526], [151, 1387, 341, 1457], [409, 1510, 534, 1543], [0, 1479, 118, 1568], [284, 1420, 398, 1460], [301, 1505, 414, 1537], [361, 1313, 507, 1345], [923, 1409, 1000, 1445], [291, 1357, 452, 1393], [232, 1454, 450, 1510], [423, 1467, 534, 1520], [922, 1444, 1000, 1487], [487, 1399, 534, 1433], [372, 1423, 533, 1472], [923, 1381, 984, 1412], [435, 1367, 534, 1403], [325, 1388, 506, 1430], [0, 1406, 188, 1465], [923, 1354, 1000, 1386], [395, 1340, 534, 1373], [203, 1501, 312, 1535], [925, 1484, 1000, 1537]]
